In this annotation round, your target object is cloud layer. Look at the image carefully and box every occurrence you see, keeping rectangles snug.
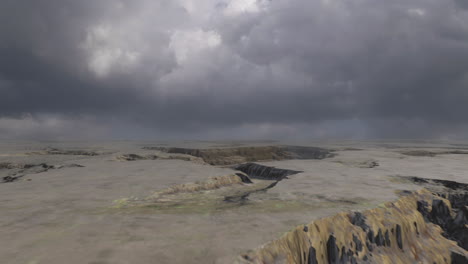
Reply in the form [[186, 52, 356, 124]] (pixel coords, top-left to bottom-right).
[[1, 0, 468, 140]]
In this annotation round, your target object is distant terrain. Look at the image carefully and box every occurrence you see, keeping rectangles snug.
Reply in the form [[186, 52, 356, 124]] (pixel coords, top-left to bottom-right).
[[0, 141, 467, 263]]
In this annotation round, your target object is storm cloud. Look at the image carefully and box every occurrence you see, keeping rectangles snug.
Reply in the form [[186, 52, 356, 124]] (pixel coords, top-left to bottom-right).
[[1, 0, 468, 140]]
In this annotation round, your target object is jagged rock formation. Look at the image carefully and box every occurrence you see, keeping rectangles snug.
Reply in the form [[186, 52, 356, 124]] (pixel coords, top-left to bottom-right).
[[1, 162, 84, 183], [144, 146, 335, 165], [239, 186, 468, 264], [401, 150, 468, 157], [397, 176, 468, 252]]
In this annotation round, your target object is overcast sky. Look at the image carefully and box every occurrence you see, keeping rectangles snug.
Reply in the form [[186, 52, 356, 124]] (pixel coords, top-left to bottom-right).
[[1, 0, 468, 140]]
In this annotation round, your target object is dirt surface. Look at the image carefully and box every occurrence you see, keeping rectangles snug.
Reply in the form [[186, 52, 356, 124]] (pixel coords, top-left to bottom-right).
[[1, 140, 468, 263]]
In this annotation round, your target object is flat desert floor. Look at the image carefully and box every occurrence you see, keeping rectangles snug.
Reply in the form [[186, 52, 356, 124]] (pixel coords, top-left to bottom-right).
[[1, 140, 467, 263]]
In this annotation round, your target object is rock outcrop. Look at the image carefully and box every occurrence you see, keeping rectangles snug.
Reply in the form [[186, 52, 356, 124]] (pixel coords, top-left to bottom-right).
[[1, 162, 84, 183], [399, 176, 468, 252], [333, 159, 379, 169], [401, 150, 468, 157], [144, 146, 335, 165], [116, 154, 159, 161], [28, 148, 100, 156], [239, 184, 468, 264], [147, 173, 252, 199], [113, 172, 264, 211], [114, 163, 303, 211], [223, 163, 303, 202], [115, 153, 204, 163], [235, 163, 303, 180]]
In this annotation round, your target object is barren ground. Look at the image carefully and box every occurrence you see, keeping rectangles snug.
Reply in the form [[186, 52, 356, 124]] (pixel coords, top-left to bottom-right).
[[1, 140, 467, 264]]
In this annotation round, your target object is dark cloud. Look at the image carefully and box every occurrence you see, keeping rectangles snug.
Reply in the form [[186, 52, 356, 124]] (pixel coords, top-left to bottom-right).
[[455, 0, 468, 9], [1, 0, 468, 140]]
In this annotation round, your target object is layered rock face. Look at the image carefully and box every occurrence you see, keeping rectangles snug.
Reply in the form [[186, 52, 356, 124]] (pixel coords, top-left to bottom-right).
[[147, 146, 335, 165], [403, 177, 468, 254], [239, 183, 468, 264]]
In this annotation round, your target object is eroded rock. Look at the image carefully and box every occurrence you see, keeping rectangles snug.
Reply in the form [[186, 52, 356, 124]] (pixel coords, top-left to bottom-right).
[[401, 149, 468, 157], [238, 188, 468, 264], [1, 162, 84, 183], [28, 148, 100, 156], [116, 154, 159, 161], [234, 163, 302, 180], [148, 173, 251, 199], [145, 146, 335, 165], [115, 153, 204, 163], [114, 164, 302, 212], [398, 176, 468, 250], [334, 159, 379, 169]]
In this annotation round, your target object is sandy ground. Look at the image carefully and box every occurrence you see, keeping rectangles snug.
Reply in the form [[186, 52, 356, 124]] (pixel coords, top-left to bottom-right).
[[1, 140, 467, 264]]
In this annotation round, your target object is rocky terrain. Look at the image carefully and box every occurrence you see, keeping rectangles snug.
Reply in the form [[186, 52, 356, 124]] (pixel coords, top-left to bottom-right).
[[148, 145, 335, 165], [239, 180, 468, 264], [1, 162, 84, 182], [0, 141, 467, 263]]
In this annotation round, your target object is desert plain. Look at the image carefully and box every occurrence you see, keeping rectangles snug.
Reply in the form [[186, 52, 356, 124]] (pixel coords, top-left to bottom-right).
[[0, 140, 467, 264]]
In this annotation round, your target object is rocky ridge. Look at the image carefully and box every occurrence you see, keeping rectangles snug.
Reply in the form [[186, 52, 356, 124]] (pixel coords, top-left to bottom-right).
[[238, 177, 468, 264]]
